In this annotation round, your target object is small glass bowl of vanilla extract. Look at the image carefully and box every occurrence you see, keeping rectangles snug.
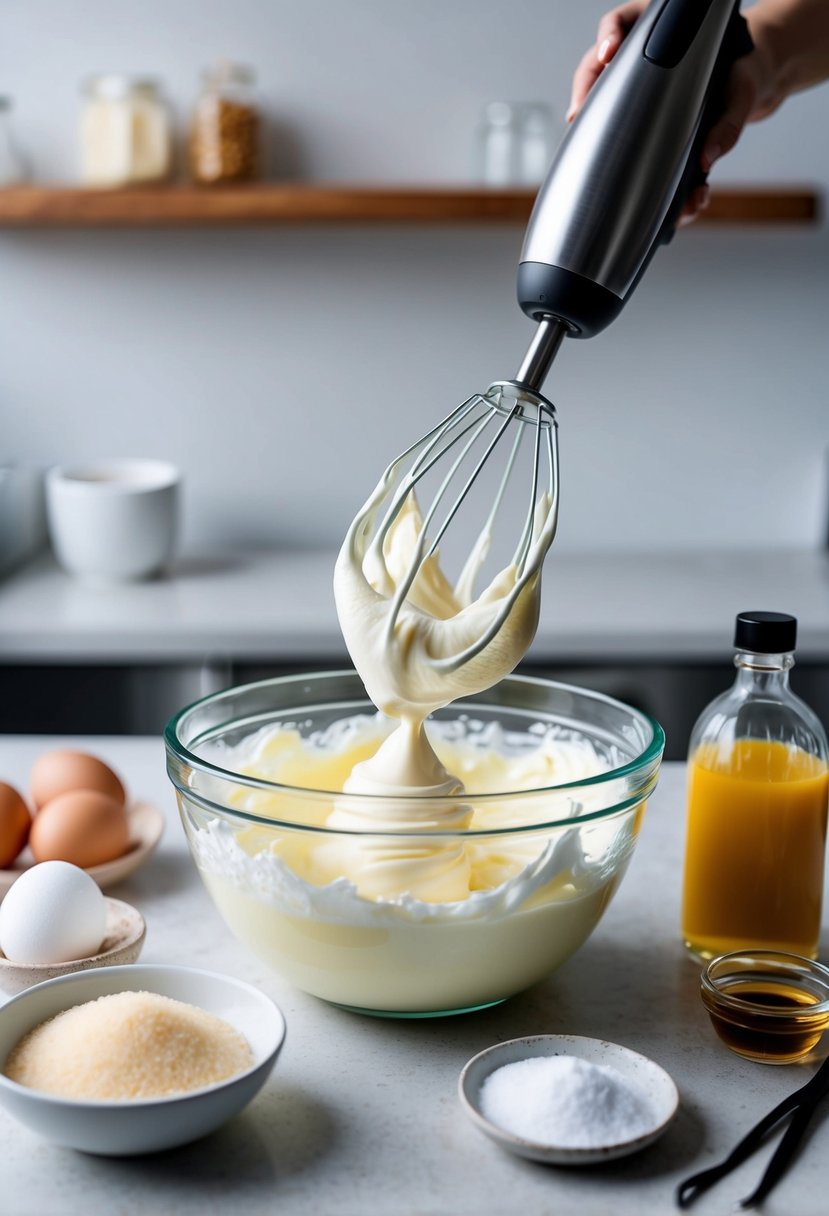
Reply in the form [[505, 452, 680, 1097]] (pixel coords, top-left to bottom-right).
[[701, 951, 829, 1064]]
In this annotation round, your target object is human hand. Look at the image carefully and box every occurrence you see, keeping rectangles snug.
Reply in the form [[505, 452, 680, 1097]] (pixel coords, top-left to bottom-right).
[[566, 2, 777, 224], [566, 2, 647, 123]]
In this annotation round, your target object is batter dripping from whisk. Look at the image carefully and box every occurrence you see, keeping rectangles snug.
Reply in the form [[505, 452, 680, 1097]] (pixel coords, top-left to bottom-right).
[[330, 396, 559, 900]]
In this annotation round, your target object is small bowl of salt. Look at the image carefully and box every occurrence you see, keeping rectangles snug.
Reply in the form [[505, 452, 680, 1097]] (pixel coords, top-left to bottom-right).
[[459, 1034, 679, 1165]]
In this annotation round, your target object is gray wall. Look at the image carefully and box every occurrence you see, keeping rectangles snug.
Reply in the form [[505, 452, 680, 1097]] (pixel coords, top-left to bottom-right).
[[3, 0, 828, 554]]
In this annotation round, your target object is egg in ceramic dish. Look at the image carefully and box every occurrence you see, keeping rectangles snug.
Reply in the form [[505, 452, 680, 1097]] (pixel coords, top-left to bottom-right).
[[0, 861, 106, 963]]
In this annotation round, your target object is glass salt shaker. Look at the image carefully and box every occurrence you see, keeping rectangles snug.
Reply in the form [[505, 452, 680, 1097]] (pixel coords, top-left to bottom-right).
[[516, 102, 555, 185], [190, 62, 261, 185], [476, 101, 520, 186]]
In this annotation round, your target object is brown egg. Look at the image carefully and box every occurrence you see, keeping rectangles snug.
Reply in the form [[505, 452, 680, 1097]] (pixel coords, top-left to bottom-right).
[[30, 750, 126, 812], [0, 781, 31, 868], [29, 789, 130, 868]]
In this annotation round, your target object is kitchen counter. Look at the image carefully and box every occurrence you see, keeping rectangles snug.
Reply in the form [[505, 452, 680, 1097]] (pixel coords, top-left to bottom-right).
[[2, 548, 828, 663], [0, 738, 827, 1216]]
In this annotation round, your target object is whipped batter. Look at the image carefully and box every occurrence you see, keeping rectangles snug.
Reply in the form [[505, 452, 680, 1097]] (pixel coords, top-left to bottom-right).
[[328, 474, 559, 900], [191, 715, 632, 1012], [335, 486, 555, 775]]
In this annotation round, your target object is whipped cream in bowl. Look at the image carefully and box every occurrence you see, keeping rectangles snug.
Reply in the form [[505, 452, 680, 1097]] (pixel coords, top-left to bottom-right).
[[165, 671, 664, 1016]]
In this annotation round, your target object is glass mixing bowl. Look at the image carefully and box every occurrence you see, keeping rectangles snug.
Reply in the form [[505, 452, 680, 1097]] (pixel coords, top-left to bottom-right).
[[165, 671, 664, 1017]]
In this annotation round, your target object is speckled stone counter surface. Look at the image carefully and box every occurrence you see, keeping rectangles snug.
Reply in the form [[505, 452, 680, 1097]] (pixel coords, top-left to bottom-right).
[[0, 739, 827, 1216]]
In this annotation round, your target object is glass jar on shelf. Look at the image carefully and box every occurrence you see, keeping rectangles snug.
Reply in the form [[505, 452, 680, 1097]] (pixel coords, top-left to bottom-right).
[[189, 62, 261, 185], [80, 75, 173, 187], [0, 97, 28, 185], [516, 102, 555, 185], [476, 101, 520, 186], [475, 100, 555, 187]]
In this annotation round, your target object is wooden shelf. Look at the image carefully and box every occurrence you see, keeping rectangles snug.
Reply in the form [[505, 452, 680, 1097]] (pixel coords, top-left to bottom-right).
[[0, 184, 819, 227]]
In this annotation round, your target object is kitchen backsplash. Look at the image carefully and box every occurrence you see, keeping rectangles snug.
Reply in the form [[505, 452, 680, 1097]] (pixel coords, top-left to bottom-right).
[[2, 0, 827, 554]]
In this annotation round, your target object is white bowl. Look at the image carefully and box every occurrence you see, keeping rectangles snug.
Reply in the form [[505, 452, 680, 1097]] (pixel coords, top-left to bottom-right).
[[0, 964, 285, 1154], [46, 459, 180, 581], [459, 1034, 679, 1165]]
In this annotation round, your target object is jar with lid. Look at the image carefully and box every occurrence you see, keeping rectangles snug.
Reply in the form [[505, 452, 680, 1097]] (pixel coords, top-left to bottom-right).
[[189, 62, 261, 185], [476, 102, 520, 186], [681, 611, 829, 961], [516, 103, 555, 185], [0, 98, 28, 185], [475, 101, 555, 186], [80, 76, 172, 187]]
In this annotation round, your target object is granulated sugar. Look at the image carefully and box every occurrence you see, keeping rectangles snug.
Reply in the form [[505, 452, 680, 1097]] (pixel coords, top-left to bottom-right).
[[4, 990, 253, 1100], [479, 1054, 655, 1147]]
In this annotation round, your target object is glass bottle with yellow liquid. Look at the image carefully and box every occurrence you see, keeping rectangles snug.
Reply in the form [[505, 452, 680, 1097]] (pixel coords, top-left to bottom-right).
[[682, 612, 829, 961]]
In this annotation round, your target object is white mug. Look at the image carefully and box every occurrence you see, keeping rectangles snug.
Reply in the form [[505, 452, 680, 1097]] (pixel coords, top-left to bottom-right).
[[46, 459, 180, 581]]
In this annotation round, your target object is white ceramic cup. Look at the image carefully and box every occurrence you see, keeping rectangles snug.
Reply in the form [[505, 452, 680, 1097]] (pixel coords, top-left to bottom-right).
[[46, 459, 180, 582]]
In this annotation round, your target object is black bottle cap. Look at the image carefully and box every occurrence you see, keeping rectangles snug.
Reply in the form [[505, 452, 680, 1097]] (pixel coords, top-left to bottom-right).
[[734, 611, 797, 654]]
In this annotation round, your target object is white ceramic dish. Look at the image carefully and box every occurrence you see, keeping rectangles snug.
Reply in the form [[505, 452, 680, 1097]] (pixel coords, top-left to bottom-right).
[[0, 964, 285, 1155], [0, 898, 146, 995], [0, 801, 164, 899], [459, 1034, 679, 1165], [46, 458, 180, 582]]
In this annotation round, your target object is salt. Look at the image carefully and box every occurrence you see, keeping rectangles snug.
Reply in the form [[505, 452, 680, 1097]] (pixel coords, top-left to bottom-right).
[[479, 1054, 656, 1148]]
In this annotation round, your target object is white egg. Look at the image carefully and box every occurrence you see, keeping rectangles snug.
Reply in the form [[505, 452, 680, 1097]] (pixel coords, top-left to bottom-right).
[[0, 860, 106, 964]]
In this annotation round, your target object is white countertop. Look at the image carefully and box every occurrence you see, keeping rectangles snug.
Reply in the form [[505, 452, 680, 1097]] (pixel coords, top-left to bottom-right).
[[2, 548, 829, 663], [1, 737, 827, 1216]]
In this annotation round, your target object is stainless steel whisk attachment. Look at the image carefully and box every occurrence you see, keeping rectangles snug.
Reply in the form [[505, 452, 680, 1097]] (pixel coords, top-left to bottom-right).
[[359, 318, 567, 671]]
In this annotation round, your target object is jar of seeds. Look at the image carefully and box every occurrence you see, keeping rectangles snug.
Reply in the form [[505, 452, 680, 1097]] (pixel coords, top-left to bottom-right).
[[190, 62, 261, 185]]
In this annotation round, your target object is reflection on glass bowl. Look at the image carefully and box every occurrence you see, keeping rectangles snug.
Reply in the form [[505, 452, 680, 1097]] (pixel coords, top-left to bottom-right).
[[165, 671, 663, 1017]]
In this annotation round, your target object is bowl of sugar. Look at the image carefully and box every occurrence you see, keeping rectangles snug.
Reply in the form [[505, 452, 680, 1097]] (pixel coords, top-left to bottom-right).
[[459, 1034, 679, 1164], [0, 964, 285, 1154]]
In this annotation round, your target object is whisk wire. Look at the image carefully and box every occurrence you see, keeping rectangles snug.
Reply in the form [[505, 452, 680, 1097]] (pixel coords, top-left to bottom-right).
[[385, 403, 497, 629], [424, 403, 519, 562], [371, 395, 487, 568], [362, 380, 560, 673], [407, 394, 483, 480], [517, 409, 557, 578], [455, 423, 525, 601], [429, 390, 559, 669], [512, 407, 545, 577]]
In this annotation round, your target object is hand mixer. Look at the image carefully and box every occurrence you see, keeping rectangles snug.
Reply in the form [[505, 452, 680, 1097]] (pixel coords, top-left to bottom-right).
[[353, 0, 753, 665]]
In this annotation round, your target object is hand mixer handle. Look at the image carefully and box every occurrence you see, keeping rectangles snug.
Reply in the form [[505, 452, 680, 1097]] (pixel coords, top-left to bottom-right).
[[656, 2, 754, 244], [517, 0, 753, 339]]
